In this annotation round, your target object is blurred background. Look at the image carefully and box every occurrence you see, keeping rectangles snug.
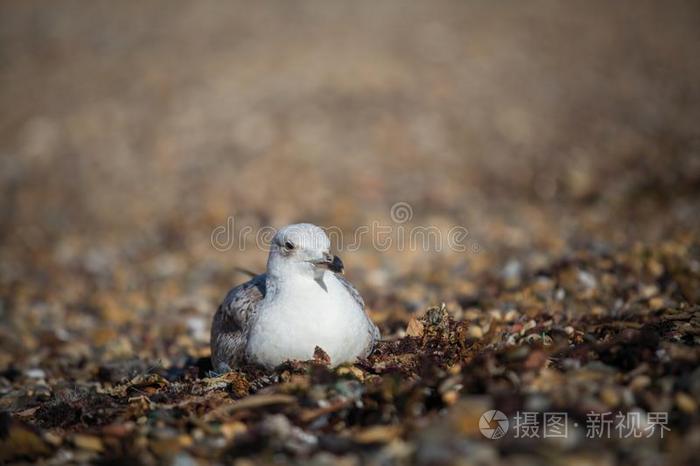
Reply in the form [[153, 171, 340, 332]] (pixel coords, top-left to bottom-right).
[[1, 0, 699, 361], [1, 1, 699, 464], [2, 0, 700, 354]]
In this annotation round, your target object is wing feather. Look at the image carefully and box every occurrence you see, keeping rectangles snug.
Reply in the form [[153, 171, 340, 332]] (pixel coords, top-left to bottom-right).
[[210, 273, 266, 371]]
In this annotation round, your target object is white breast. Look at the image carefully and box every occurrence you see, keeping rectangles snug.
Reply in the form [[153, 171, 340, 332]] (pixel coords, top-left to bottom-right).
[[246, 272, 372, 368]]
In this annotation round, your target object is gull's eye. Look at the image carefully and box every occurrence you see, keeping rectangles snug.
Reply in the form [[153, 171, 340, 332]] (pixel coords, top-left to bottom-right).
[[284, 241, 295, 250]]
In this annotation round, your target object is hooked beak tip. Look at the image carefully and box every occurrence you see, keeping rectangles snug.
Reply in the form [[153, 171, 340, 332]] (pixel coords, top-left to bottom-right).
[[330, 255, 344, 274], [312, 253, 344, 274]]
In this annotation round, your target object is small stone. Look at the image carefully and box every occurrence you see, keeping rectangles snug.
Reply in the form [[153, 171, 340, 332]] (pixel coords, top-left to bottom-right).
[[629, 375, 651, 391], [648, 259, 665, 277], [442, 390, 459, 406], [600, 387, 620, 407], [578, 270, 597, 289], [533, 276, 555, 294], [676, 392, 697, 413], [521, 320, 537, 334], [640, 285, 659, 298], [221, 422, 247, 439], [468, 326, 483, 339], [186, 316, 209, 343], [31, 383, 52, 401], [649, 297, 665, 310], [172, 452, 198, 466], [26, 368, 46, 380], [463, 308, 482, 320], [43, 432, 62, 447], [102, 423, 134, 438], [336, 365, 365, 382], [73, 434, 103, 452], [178, 435, 192, 448], [501, 259, 522, 288]]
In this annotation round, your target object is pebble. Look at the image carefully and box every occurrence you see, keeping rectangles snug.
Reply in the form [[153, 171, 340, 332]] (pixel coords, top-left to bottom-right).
[[488, 309, 502, 321], [468, 326, 483, 339], [221, 422, 247, 439], [578, 270, 598, 289], [521, 320, 537, 333], [463, 309, 482, 321], [501, 259, 523, 288], [171, 453, 198, 466], [102, 423, 134, 438], [676, 392, 697, 413], [640, 284, 659, 298], [442, 390, 459, 406], [649, 297, 665, 310], [73, 435, 103, 452], [186, 317, 209, 343], [25, 369, 46, 380], [600, 387, 620, 407]]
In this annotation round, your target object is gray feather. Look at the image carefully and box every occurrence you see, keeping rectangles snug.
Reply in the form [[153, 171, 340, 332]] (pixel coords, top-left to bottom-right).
[[210, 273, 266, 372]]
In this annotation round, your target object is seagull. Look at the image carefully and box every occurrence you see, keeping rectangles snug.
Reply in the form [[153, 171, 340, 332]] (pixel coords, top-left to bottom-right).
[[211, 223, 380, 371]]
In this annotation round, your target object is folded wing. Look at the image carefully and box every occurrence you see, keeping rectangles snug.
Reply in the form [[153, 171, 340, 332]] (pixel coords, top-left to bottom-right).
[[210, 273, 266, 372]]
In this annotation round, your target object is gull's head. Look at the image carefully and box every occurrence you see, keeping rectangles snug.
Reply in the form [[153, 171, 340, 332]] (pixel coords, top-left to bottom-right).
[[267, 223, 344, 279]]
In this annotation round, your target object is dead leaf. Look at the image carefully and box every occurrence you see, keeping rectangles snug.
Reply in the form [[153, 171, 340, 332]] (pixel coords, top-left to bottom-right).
[[406, 317, 424, 337], [203, 393, 296, 421], [313, 346, 331, 365]]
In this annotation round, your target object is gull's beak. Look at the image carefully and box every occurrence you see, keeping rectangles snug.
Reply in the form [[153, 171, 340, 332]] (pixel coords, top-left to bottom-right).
[[311, 252, 344, 274]]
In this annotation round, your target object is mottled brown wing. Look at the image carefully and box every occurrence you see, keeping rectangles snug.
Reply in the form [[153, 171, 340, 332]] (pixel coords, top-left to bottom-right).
[[210, 273, 266, 372]]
